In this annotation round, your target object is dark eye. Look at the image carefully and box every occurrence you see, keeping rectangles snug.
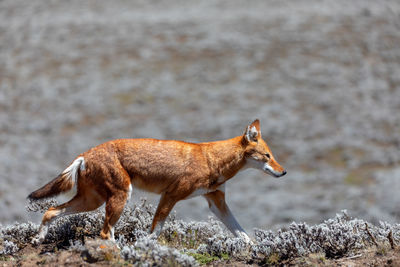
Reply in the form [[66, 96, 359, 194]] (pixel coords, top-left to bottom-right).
[[265, 153, 271, 159]]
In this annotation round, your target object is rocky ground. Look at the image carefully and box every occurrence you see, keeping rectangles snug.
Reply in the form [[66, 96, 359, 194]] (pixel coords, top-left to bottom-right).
[[2, 242, 400, 267], [0, 0, 400, 241]]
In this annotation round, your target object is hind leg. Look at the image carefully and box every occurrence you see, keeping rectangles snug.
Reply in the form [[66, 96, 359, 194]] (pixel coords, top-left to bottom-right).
[[100, 189, 130, 241], [32, 189, 105, 245], [149, 193, 178, 238]]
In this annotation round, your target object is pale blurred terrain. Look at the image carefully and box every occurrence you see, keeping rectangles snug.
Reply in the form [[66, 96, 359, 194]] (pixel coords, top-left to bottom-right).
[[0, 0, 400, 232]]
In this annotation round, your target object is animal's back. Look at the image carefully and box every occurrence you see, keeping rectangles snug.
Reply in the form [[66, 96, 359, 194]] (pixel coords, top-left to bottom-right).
[[82, 138, 209, 194]]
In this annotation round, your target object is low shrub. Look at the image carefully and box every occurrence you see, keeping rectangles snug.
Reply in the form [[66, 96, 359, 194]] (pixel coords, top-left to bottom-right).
[[1, 201, 399, 266]]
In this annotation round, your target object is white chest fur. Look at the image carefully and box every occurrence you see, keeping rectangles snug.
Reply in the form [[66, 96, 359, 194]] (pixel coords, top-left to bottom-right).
[[185, 183, 225, 199], [185, 188, 214, 199]]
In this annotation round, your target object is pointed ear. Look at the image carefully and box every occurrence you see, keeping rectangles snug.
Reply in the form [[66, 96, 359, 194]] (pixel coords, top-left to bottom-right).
[[244, 119, 261, 143]]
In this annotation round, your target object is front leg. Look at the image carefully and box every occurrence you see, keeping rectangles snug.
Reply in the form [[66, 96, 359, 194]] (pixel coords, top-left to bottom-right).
[[203, 189, 251, 243]]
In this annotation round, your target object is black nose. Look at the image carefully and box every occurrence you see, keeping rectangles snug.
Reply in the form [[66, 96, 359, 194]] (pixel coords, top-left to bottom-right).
[[282, 170, 287, 176]]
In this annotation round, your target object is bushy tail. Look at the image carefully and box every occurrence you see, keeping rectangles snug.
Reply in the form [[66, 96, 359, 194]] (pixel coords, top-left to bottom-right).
[[28, 157, 85, 200]]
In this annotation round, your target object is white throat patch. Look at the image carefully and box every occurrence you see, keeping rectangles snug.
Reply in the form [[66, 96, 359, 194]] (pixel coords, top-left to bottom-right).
[[242, 158, 265, 171]]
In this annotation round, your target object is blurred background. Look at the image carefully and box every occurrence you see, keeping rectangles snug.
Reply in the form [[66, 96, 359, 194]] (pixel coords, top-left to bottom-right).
[[1, 0, 399, 232]]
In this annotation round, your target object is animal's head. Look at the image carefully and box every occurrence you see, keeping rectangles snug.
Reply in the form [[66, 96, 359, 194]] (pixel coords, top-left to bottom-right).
[[242, 119, 287, 178]]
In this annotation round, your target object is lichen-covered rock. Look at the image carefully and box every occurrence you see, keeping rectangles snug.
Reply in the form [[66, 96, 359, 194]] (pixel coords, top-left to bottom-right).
[[121, 237, 198, 267], [81, 239, 120, 263]]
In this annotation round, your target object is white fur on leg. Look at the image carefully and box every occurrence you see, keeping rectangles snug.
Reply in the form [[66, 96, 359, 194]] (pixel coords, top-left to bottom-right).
[[32, 224, 49, 245], [127, 184, 132, 201], [207, 198, 252, 243], [31, 208, 69, 245], [110, 227, 115, 242]]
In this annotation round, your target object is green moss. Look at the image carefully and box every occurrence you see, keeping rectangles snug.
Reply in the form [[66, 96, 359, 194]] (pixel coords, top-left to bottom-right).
[[308, 252, 326, 263], [376, 246, 387, 256], [161, 229, 201, 250], [266, 252, 280, 265], [319, 255, 326, 262], [0, 255, 12, 262], [221, 253, 230, 260], [186, 252, 224, 265], [103, 251, 115, 261]]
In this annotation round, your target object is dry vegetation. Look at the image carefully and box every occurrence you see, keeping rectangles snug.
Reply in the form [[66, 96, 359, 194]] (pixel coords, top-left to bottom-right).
[[1, 200, 400, 266]]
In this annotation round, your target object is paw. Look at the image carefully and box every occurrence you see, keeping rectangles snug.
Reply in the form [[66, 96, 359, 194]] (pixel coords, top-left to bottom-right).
[[238, 233, 254, 245], [148, 232, 158, 240], [31, 236, 44, 246]]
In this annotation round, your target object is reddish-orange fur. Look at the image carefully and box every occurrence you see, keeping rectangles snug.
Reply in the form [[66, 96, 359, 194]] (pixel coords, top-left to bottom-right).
[[29, 119, 286, 243]]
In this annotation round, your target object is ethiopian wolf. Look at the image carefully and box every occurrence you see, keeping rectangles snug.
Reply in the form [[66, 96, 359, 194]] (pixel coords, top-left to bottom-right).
[[28, 119, 286, 244]]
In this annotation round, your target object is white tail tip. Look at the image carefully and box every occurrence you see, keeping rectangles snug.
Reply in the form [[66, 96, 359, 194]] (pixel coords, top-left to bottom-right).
[[62, 156, 85, 181]]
